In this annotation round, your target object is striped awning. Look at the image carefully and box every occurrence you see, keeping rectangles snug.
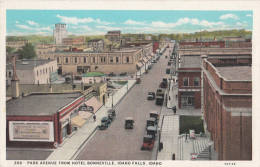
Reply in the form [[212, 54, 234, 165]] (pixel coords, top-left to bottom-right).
[[71, 115, 87, 127], [143, 57, 148, 63]]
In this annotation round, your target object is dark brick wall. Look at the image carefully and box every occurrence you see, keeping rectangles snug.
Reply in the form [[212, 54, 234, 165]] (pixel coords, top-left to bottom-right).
[[203, 70, 252, 160]]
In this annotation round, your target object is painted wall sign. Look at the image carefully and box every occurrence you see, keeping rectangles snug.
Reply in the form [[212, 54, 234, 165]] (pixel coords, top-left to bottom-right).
[[9, 121, 54, 142]]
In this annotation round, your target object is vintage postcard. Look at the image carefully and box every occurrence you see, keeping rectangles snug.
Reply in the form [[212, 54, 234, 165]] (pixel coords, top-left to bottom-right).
[[1, 0, 259, 167]]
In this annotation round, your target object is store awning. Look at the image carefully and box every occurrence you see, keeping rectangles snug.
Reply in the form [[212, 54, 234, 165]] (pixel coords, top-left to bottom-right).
[[71, 115, 87, 127], [136, 62, 143, 68]]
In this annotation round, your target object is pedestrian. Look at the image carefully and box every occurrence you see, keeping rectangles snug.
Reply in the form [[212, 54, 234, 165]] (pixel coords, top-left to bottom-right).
[[185, 132, 188, 142], [93, 114, 96, 122]]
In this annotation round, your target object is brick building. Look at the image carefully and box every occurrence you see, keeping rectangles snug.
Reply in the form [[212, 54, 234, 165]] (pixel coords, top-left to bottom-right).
[[6, 92, 86, 148], [37, 43, 153, 75], [87, 39, 104, 52], [177, 55, 201, 109], [202, 58, 252, 160], [62, 36, 85, 46], [105, 31, 121, 42], [179, 41, 225, 49]]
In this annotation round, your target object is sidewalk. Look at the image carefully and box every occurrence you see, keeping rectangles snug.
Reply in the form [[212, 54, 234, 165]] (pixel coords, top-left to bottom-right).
[[47, 80, 136, 160]]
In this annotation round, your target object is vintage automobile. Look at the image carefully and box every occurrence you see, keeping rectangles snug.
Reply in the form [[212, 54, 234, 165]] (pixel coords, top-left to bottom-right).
[[141, 135, 155, 150], [136, 76, 141, 84], [146, 118, 157, 130], [146, 126, 157, 139], [98, 116, 111, 130], [147, 92, 155, 100], [108, 109, 116, 117], [150, 111, 159, 123], [125, 117, 134, 129]]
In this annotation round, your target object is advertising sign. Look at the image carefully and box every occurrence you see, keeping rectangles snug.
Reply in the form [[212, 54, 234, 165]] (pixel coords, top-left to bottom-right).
[[9, 121, 54, 142]]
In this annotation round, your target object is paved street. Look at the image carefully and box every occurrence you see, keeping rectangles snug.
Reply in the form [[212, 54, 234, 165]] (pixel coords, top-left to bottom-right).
[[76, 46, 172, 160]]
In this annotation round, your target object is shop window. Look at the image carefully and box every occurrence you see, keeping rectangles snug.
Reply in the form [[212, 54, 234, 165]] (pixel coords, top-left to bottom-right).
[[194, 77, 200, 86], [183, 77, 189, 86]]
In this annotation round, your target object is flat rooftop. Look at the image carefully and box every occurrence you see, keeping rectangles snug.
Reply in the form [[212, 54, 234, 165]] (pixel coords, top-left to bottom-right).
[[7, 59, 54, 70], [7, 93, 82, 116], [216, 66, 251, 81], [180, 56, 201, 68]]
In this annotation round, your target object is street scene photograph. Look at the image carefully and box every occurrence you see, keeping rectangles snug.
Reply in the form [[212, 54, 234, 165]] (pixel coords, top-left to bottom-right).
[[5, 10, 252, 161]]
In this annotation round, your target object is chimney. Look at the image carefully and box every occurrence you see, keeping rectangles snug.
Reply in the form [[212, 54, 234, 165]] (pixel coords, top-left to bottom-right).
[[11, 56, 20, 98]]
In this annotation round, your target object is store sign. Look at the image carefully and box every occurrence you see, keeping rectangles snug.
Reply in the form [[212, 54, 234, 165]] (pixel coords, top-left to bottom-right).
[[9, 121, 54, 142]]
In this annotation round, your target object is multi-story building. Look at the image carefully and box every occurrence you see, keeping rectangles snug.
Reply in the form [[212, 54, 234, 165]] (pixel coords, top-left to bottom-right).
[[6, 40, 29, 50], [53, 23, 67, 45], [6, 59, 58, 85], [105, 31, 121, 42], [177, 55, 201, 109], [62, 37, 85, 46], [37, 43, 153, 75], [87, 39, 104, 52], [202, 57, 252, 160]]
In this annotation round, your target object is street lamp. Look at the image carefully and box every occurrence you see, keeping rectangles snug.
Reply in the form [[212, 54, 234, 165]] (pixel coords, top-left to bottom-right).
[[111, 93, 114, 108]]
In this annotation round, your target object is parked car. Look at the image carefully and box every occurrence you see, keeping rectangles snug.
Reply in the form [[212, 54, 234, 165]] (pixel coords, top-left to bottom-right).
[[141, 135, 154, 150], [119, 72, 127, 76], [108, 72, 116, 77], [147, 92, 155, 100], [98, 116, 111, 130]]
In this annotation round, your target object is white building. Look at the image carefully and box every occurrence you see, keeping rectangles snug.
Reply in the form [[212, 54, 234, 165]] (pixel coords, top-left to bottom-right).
[[82, 72, 105, 84], [53, 23, 67, 45], [6, 59, 58, 85]]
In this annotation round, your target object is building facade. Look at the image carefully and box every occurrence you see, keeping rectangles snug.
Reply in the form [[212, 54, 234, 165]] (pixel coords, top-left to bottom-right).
[[87, 39, 104, 52], [105, 31, 121, 42], [62, 37, 85, 46], [53, 23, 67, 45], [6, 59, 58, 85], [6, 40, 29, 50], [6, 92, 88, 148], [202, 58, 252, 160], [177, 56, 201, 109], [37, 43, 153, 75]]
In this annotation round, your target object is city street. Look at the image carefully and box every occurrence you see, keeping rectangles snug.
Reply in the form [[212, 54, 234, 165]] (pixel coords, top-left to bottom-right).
[[76, 45, 173, 160]]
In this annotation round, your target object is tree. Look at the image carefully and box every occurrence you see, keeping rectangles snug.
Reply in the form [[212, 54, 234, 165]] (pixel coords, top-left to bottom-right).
[[6, 46, 15, 55], [17, 43, 37, 59]]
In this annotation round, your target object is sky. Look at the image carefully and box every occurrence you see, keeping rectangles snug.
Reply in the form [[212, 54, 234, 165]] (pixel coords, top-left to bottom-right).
[[6, 10, 253, 36]]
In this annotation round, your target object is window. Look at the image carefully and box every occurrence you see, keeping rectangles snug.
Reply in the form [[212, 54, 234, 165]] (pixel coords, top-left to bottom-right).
[[116, 57, 119, 63], [110, 57, 113, 63], [183, 77, 189, 86], [126, 57, 129, 63], [65, 57, 68, 63], [57, 57, 60, 63], [84, 57, 87, 63], [75, 57, 77, 63], [194, 77, 200, 86], [93, 57, 95, 63], [9, 71, 12, 77]]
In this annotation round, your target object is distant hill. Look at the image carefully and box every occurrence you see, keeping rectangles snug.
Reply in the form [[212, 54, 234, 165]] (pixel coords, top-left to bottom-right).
[[6, 29, 252, 45]]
